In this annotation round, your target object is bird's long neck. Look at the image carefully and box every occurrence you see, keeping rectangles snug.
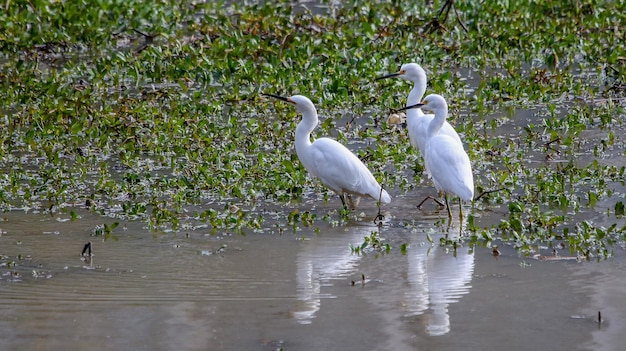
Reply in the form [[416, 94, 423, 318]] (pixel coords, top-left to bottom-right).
[[295, 110, 317, 158], [427, 105, 448, 139], [407, 81, 426, 106]]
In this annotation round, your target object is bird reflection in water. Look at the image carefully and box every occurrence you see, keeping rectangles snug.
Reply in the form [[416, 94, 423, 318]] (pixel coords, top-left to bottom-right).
[[291, 225, 474, 337]]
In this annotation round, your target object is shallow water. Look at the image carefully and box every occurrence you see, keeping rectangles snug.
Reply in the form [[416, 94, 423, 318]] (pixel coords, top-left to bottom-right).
[[1, 205, 625, 351]]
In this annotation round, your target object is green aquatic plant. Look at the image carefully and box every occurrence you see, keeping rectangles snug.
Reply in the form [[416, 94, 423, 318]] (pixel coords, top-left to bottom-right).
[[350, 230, 391, 255], [0, 0, 624, 258], [92, 222, 119, 241]]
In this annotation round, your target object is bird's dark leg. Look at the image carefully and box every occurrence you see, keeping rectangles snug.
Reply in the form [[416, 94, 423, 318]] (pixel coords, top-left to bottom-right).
[[339, 193, 348, 210], [374, 206, 384, 225], [373, 187, 385, 225], [458, 198, 465, 237], [445, 194, 452, 220], [417, 195, 446, 209]]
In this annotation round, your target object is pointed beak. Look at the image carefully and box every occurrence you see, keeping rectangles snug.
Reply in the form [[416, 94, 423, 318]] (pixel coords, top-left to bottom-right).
[[261, 93, 295, 104], [394, 102, 424, 113], [375, 70, 404, 81]]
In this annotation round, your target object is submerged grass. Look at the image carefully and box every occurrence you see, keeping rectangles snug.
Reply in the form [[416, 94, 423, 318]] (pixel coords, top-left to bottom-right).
[[0, 0, 625, 258]]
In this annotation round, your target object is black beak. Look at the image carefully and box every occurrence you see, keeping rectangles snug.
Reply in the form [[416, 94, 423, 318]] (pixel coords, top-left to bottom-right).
[[393, 102, 424, 113], [261, 93, 291, 103], [375, 72, 403, 81]]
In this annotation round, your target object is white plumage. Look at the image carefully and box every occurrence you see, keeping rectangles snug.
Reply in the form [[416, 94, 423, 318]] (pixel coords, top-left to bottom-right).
[[263, 93, 391, 209], [403, 94, 473, 219]]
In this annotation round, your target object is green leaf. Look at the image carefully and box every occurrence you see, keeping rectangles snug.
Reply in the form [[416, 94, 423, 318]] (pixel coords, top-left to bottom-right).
[[616, 202, 625, 217], [508, 201, 523, 213], [70, 121, 84, 134], [588, 192, 597, 208], [400, 243, 408, 255]]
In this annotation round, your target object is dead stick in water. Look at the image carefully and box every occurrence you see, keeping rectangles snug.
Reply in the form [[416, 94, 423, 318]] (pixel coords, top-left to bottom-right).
[[81, 242, 92, 257], [474, 188, 506, 201]]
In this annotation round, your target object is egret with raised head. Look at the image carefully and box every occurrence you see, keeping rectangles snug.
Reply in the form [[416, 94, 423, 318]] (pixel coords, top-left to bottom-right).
[[398, 94, 473, 220], [262, 93, 391, 210], [376, 63, 461, 155]]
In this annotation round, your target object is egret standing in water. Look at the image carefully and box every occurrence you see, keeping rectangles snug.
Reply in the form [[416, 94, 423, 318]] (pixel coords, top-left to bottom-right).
[[398, 94, 473, 221], [262, 93, 391, 210], [376, 63, 461, 155]]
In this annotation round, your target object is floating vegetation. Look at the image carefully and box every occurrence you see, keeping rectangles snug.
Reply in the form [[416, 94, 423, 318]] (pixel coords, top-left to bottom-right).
[[350, 230, 391, 256], [0, 0, 625, 258]]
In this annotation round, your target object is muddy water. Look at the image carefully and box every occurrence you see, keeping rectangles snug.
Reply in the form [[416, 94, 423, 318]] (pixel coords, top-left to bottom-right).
[[1, 205, 624, 351]]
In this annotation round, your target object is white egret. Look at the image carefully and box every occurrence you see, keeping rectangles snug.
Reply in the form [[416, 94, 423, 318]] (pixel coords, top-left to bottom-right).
[[398, 94, 473, 220], [376, 63, 461, 155], [262, 93, 391, 210]]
